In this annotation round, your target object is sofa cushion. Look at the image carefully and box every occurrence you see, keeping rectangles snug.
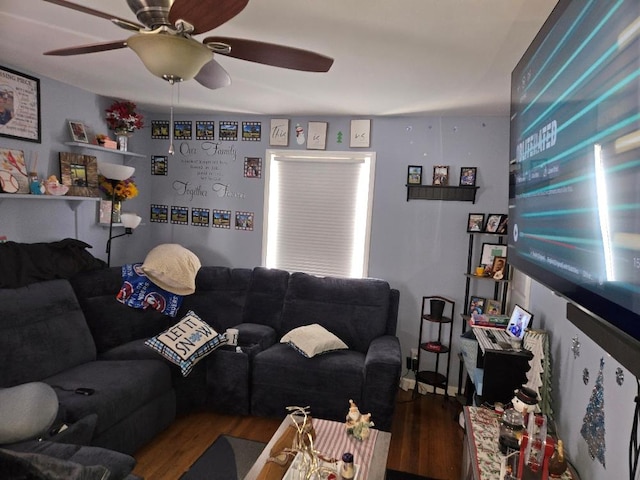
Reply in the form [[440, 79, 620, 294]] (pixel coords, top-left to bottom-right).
[[281, 324, 348, 358], [241, 267, 290, 330], [44, 359, 173, 439], [251, 343, 364, 422], [280, 272, 391, 353], [179, 267, 252, 331], [141, 244, 201, 295], [0, 279, 97, 386], [145, 311, 226, 376], [70, 268, 176, 354]]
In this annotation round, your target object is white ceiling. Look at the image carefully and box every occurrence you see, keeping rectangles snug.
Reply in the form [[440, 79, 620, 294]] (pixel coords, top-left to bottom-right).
[[0, 0, 557, 116]]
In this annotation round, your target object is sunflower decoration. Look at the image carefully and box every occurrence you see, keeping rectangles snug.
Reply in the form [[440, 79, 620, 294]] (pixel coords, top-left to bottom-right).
[[99, 175, 139, 202]]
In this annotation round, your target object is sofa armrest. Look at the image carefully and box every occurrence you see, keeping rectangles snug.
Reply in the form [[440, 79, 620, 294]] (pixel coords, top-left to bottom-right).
[[362, 335, 402, 431]]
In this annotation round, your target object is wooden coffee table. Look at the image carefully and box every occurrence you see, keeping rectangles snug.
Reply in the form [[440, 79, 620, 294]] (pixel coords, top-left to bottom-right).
[[244, 417, 391, 480]]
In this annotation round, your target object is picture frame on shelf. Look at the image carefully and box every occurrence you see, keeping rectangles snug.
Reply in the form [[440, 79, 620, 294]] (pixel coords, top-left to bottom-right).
[[0, 148, 29, 194], [467, 213, 485, 232], [496, 214, 508, 234], [407, 165, 423, 185], [0, 66, 41, 143], [491, 256, 507, 280], [432, 165, 449, 185], [460, 167, 477, 186], [59, 152, 99, 197], [480, 243, 508, 267], [486, 299, 502, 315], [469, 296, 485, 315], [484, 213, 506, 233], [68, 120, 89, 143]]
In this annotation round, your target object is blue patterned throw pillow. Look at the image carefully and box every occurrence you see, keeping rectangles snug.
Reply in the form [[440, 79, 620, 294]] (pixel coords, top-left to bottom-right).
[[145, 310, 226, 376]]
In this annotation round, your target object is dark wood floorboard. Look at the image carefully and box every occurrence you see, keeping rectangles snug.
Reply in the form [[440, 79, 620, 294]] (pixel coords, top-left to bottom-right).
[[132, 389, 464, 479]]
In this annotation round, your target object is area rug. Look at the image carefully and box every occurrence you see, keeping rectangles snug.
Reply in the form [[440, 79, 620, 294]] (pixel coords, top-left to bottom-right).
[[385, 469, 441, 480], [180, 435, 266, 480]]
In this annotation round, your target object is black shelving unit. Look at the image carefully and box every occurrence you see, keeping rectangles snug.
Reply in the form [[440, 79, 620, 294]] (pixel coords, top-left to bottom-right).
[[406, 185, 479, 203], [414, 295, 455, 400], [457, 232, 510, 398]]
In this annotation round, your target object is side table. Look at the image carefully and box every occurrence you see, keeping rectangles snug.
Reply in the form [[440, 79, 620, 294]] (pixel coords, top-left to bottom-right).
[[461, 406, 578, 480]]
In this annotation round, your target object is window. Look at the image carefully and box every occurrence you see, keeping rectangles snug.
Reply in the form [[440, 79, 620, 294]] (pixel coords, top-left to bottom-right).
[[263, 149, 376, 278]]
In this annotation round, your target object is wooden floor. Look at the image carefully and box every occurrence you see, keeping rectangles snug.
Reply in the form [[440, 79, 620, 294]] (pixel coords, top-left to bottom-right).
[[132, 389, 464, 479]]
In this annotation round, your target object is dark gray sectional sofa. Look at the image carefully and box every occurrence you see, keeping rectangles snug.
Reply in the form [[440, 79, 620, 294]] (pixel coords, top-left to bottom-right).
[[0, 263, 401, 478]]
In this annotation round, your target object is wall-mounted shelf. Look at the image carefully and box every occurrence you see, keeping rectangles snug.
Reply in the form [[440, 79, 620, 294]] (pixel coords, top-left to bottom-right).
[[64, 142, 145, 159], [0, 193, 100, 211], [406, 185, 478, 203]]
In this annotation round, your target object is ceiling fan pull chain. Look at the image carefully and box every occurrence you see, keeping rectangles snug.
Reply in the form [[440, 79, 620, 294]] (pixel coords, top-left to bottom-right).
[[168, 80, 175, 155]]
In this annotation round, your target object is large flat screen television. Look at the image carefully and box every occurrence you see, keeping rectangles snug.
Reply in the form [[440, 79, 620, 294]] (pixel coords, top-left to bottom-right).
[[508, 0, 640, 374]]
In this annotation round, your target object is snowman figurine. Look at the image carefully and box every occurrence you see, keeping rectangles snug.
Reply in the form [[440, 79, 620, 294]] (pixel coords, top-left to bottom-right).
[[295, 123, 305, 145]]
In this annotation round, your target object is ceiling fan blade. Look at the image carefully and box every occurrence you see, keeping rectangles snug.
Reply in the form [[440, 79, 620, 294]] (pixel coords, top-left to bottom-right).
[[203, 37, 334, 72], [169, 0, 249, 35], [44, 40, 128, 56], [195, 59, 232, 89], [43, 0, 144, 31]]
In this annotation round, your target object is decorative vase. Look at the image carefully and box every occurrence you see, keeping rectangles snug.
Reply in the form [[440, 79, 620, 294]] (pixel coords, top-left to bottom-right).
[[112, 200, 122, 223], [115, 131, 130, 151]]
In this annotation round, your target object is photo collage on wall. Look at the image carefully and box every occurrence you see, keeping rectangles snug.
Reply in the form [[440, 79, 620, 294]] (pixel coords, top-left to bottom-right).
[[149, 204, 253, 231]]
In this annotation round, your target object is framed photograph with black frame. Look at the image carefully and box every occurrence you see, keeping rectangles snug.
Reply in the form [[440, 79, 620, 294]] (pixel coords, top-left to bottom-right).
[[0, 66, 41, 143], [496, 215, 508, 234], [468, 296, 486, 315], [467, 213, 485, 233], [459, 167, 477, 186], [433, 165, 449, 185], [491, 256, 507, 280], [480, 243, 508, 267], [407, 165, 422, 185], [485, 213, 504, 233]]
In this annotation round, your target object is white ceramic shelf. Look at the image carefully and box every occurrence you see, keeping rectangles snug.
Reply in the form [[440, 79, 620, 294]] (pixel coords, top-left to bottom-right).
[[64, 141, 145, 159], [0, 193, 100, 211]]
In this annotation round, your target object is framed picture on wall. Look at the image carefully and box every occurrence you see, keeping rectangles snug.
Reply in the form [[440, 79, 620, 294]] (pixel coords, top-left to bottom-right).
[[433, 165, 449, 185], [460, 167, 477, 186], [307, 121, 328, 150], [0, 66, 41, 143], [196, 121, 214, 140], [270, 118, 289, 146], [407, 165, 422, 185]]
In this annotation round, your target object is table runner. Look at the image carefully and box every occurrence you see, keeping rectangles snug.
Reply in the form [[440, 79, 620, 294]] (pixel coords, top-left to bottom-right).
[[312, 418, 379, 479]]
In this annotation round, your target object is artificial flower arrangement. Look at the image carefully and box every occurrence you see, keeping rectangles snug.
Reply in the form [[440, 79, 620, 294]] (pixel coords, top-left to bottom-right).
[[99, 175, 139, 202], [105, 100, 144, 134]]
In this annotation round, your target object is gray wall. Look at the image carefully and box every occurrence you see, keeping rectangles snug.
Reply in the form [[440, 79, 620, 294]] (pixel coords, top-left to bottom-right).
[[1, 67, 636, 480]]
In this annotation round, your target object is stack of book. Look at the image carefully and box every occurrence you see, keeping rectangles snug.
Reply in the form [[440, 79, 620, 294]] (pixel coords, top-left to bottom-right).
[[470, 313, 510, 328]]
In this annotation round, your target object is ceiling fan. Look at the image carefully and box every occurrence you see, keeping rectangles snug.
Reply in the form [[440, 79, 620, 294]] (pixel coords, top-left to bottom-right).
[[42, 0, 334, 89]]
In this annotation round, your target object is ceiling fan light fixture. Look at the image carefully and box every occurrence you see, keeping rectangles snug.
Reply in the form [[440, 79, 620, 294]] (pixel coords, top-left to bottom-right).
[[127, 33, 211, 82]]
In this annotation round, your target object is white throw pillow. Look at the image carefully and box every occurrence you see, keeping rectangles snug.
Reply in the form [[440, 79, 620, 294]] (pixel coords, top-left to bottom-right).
[[141, 244, 201, 295], [280, 324, 348, 358], [145, 311, 225, 376]]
